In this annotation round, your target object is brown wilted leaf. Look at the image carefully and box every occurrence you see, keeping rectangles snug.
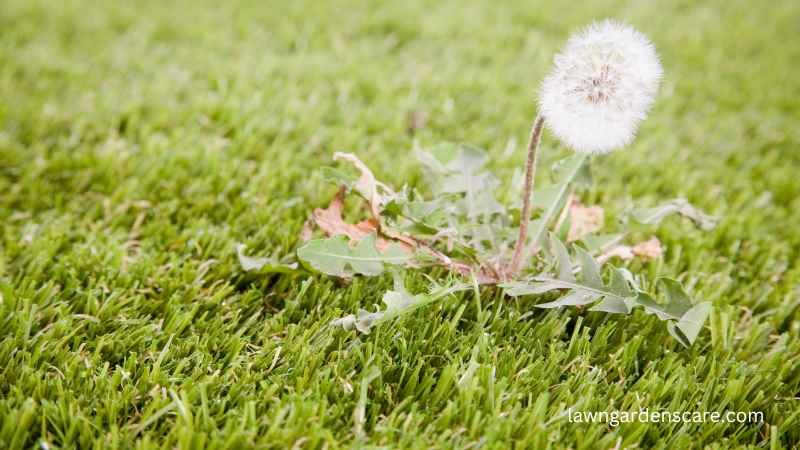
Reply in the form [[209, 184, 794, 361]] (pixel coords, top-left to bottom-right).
[[312, 188, 375, 240], [406, 110, 428, 134], [631, 237, 663, 260], [567, 200, 604, 242], [333, 152, 396, 220], [597, 236, 663, 264], [300, 218, 314, 242], [309, 187, 413, 252], [597, 245, 634, 264]]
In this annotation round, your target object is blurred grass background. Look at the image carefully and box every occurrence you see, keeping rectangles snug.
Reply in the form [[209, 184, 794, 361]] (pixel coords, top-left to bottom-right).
[[1, 0, 799, 448]]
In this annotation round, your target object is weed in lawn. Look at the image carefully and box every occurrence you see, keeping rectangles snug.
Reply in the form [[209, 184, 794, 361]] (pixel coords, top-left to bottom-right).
[[1, 0, 799, 448], [245, 21, 714, 349]]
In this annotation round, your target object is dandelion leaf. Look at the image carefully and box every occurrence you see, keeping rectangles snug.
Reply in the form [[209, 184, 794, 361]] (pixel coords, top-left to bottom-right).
[[297, 234, 412, 277], [631, 198, 718, 230], [235, 244, 299, 273], [331, 274, 469, 334]]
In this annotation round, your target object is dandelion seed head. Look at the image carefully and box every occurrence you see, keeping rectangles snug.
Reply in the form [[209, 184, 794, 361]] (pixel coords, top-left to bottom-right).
[[539, 20, 662, 154]]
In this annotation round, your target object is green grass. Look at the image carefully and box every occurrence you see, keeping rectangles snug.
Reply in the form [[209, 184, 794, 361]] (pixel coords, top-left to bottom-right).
[[1, 0, 799, 448]]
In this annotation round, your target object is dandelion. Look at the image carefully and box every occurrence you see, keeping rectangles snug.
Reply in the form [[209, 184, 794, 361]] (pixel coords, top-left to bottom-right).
[[508, 20, 662, 276], [539, 20, 663, 154]]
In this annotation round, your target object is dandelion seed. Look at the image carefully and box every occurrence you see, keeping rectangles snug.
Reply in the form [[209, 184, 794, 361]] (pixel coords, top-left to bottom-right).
[[539, 20, 663, 154]]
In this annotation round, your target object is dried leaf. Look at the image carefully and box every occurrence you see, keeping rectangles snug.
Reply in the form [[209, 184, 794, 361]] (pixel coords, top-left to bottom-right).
[[597, 245, 634, 263], [313, 188, 373, 238], [406, 110, 428, 133], [597, 237, 662, 264], [308, 188, 414, 253], [333, 152, 396, 219], [566, 200, 604, 242], [300, 218, 314, 242], [632, 237, 663, 260]]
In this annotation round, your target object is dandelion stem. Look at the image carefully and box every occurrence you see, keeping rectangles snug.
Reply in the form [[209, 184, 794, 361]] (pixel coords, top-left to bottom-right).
[[508, 114, 545, 277]]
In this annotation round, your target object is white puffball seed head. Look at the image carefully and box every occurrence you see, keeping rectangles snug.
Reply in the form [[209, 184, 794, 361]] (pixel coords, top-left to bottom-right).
[[539, 20, 663, 154]]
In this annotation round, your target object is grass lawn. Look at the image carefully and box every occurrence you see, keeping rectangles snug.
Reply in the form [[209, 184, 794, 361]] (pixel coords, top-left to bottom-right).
[[1, 0, 799, 448]]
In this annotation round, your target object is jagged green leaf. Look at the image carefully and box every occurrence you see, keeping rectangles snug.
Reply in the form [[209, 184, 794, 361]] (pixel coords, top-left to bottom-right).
[[311, 148, 712, 347], [401, 198, 452, 231], [503, 239, 707, 345], [416, 143, 487, 175], [617, 268, 639, 290], [666, 322, 691, 348], [459, 183, 505, 218], [330, 309, 383, 334], [536, 290, 601, 308], [607, 268, 635, 297], [589, 296, 635, 314], [331, 275, 469, 334], [635, 292, 683, 321], [417, 144, 504, 219], [296, 234, 412, 277], [444, 144, 489, 173], [631, 198, 718, 230], [658, 278, 694, 318], [500, 279, 565, 296], [236, 244, 299, 273], [576, 248, 603, 289], [633, 279, 695, 321], [414, 143, 455, 173], [550, 233, 575, 283], [673, 302, 712, 346]]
